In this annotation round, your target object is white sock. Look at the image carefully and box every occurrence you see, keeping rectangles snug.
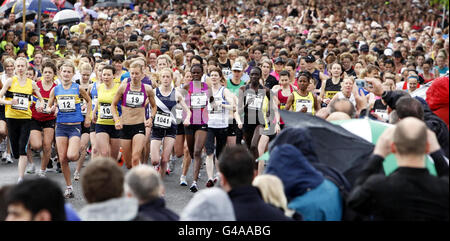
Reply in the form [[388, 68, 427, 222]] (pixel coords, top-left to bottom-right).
[[67, 185, 73, 189]]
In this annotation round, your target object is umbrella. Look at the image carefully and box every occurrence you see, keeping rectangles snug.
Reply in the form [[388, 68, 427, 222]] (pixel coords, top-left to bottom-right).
[[52, 9, 81, 24], [0, 0, 17, 14], [331, 118, 437, 176], [410, 80, 432, 100], [14, 9, 36, 22], [91, 0, 132, 9], [10, 0, 58, 14], [269, 110, 376, 185], [61, 1, 74, 10]]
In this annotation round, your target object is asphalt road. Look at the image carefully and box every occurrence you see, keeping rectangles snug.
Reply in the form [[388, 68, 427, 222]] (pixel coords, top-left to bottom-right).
[[0, 151, 210, 215]]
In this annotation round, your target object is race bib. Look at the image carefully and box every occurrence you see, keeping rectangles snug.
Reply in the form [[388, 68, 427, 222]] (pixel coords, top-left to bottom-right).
[[36, 99, 50, 114], [209, 97, 224, 114], [154, 111, 171, 128], [176, 108, 183, 120], [295, 99, 312, 113], [99, 103, 113, 119], [375, 109, 389, 122], [126, 91, 145, 108], [246, 93, 263, 110], [58, 96, 76, 112], [80, 99, 87, 115], [222, 68, 232, 77], [325, 91, 338, 99], [11, 93, 30, 111], [191, 93, 207, 109]]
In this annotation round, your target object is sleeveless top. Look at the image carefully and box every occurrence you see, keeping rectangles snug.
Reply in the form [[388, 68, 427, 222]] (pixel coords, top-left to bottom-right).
[[219, 59, 232, 77], [154, 87, 177, 129], [32, 80, 57, 122], [122, 82, 147, 108], [188, 81, 209, 125], [207, 86, 229, 129], [292, 91, 315, 115], [226, 78, 245, 97], [54, 82, 83, 123], [96, 83, 120, 125], [278, 85, 294, 124], [336, 91, 356, 108], [5, 76, 33, 119], [324, 78, 342, 100], [90, 82, 98, 121]]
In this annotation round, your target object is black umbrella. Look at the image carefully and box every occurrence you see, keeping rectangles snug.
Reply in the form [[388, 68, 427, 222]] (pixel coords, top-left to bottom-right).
[[14, 9, 36, 23], [91, 0, 132, 8], [270, 110, 375, 186]]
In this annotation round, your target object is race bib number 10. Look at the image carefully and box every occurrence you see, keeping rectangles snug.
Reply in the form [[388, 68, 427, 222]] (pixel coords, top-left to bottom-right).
[[99, 103, 113, 119]]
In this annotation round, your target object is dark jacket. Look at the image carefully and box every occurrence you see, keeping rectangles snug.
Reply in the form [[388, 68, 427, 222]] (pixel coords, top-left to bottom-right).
[[383, 91, 449, 157], [267, 144, 343, 221], [228, 186, 294, 221], [347, 151, 449, 221], [138, 198, 179, 221]]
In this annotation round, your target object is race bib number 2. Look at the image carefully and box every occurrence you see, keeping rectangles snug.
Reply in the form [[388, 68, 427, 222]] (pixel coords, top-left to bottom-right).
[[191, 93, 207, 108]]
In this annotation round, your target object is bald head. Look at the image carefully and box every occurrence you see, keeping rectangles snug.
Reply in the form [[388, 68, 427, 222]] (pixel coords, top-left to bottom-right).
[[326, 112, 351, 121], [124, 165, 163, 203], [329, 99, 356, 118], [394, 117, 428, 155]]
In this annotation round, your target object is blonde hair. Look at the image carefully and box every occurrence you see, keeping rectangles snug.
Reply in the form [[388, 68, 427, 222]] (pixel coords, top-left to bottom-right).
[[252, 174, 295, 217], [3, 57, 15, 67], [79, 62, 92, 72], [15, 57, 28, 66], [156, 54, 173, 67], [59, 60, 76, 73], [160, 67, 173, 78], [130, 60, 145, 70]]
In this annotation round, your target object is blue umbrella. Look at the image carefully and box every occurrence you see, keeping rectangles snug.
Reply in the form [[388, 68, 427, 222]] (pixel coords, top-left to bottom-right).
[[11, 0, 58, 14]]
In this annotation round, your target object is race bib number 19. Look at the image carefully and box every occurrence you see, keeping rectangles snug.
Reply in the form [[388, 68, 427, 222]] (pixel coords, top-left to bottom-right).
[[126, 91, 145, 108]]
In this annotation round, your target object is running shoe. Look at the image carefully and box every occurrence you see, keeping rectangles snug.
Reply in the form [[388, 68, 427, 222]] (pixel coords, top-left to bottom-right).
[[38, 170, 46, 178], [56, 162, 62, 173], [64, 187, 74, 199], [74, 171, 80, 181], [206, 179, 214, 188], [166, 167, 171, 175], [4, 153, 13, 164], [190, 181, 198, 193], [26, 163, 36, 174], [180, 175, 187, 186], [213, 175, 219, 184]]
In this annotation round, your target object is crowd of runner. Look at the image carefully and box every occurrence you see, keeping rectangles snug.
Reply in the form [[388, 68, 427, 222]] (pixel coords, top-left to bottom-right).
[[0, 0, 448, 221]]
